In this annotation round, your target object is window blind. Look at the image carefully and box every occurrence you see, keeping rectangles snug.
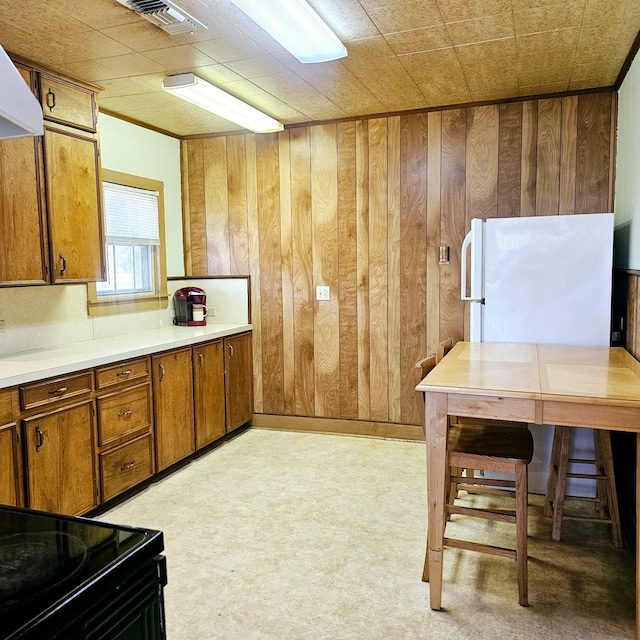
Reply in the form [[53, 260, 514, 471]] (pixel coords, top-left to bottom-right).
[[103, 181, 160, 245]]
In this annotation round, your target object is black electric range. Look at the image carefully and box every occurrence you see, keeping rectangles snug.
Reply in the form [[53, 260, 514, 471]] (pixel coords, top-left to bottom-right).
[[0, 505, 166, 640]]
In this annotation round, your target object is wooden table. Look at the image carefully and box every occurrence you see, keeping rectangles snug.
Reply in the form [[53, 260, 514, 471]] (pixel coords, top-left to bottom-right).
[[416, 341, 640, 637]]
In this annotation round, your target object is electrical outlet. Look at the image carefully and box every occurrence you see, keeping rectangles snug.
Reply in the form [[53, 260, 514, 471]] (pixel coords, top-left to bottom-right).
[[316, 286, 330, 301], [209, 307, 216, 317]]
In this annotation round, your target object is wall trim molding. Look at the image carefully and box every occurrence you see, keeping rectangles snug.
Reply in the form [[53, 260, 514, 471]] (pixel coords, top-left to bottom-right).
[[250, 414, 423, 441]]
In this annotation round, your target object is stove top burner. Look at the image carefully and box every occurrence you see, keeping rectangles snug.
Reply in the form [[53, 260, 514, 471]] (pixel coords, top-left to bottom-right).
[[0, 531, 89, 614]]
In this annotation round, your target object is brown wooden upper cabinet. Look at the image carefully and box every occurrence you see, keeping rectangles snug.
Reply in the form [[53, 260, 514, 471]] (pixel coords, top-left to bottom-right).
[[0, 58, 105, 286], [39, 74, 97, 133]]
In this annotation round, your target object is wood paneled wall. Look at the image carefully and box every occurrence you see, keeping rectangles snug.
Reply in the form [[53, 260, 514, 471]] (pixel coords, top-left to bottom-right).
[[182, 91, 616, 432]]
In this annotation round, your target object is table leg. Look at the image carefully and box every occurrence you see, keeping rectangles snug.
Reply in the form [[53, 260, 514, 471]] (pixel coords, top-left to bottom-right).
[[426, 391, 448, 611]]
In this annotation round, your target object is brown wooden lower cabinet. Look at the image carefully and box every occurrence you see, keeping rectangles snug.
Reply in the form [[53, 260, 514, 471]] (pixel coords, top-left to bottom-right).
[[0, 388, 22, 507], [153, 348, 195, 471], [95, 357, 154, 503], [22, 399, 98, 516], [193, 340, 226, 450], [225, 332, 254, 432], [0, 422, 23, 507], [99, 433, 154, 502], [2, 331, 252, 513]]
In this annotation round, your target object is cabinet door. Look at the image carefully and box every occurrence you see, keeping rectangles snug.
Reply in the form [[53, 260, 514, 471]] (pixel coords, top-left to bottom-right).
[[43, 128, 105, 283], [40, 74, 97, 132], [0, 65, 48, 286], [193, 340, 225, 449], [23, 399, 97, 516], [225, 332, 253, 432], [0, 423, 23, 507], [153, 349, 195, 471]]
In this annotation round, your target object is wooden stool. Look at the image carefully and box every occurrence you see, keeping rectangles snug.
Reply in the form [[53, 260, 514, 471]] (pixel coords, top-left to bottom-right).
[[414, 355, 533, 607], [543, 426, 622, 548]]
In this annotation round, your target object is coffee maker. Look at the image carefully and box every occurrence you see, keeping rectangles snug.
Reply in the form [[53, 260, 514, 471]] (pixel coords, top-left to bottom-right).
[[173, 287, 208, 326]]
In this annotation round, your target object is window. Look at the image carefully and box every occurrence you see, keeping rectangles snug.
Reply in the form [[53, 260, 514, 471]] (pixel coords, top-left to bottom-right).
[[87, 169, 167, 316]]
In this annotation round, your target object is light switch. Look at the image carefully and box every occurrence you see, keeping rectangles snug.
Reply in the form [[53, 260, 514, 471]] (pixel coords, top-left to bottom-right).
[[316, 285, 330, 301]]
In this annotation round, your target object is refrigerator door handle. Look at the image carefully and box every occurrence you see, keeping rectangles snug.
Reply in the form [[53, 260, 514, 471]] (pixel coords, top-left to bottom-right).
[[461, 219, 484, 303]]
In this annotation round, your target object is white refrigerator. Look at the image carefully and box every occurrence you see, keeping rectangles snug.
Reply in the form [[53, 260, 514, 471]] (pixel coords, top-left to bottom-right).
[[460, 212, 615, 494]]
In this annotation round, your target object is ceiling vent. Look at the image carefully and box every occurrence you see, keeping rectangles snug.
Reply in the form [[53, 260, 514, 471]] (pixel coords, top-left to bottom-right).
[[117, 0, 207, 35]]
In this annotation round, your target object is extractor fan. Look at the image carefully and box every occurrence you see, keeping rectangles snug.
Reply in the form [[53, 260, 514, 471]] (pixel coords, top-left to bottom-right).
[[116, 0, 206, 35]]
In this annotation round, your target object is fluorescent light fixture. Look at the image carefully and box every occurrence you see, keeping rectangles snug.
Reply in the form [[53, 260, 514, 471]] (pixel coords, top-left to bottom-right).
[[229, 0, 347, 63], [162, 73, 284, 133]]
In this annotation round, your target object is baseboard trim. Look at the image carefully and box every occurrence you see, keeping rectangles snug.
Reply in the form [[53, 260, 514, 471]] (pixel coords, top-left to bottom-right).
[[250, 414, 423, 441]]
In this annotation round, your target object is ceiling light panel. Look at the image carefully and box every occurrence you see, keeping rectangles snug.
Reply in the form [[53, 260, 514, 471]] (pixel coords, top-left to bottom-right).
[[228, 0, 347, 63], [162, 73, 284, 133]]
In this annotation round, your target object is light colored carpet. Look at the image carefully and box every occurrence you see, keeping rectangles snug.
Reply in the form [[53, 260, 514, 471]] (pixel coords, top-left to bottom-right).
[[98, 428, 635, 639]]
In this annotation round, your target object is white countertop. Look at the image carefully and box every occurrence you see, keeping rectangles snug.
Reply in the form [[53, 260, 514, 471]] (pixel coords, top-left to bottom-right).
[[0, 323, 252, 389]]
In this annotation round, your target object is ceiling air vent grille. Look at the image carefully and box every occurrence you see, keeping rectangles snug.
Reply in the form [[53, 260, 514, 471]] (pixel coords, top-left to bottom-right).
[[117, 0, 207, 35]]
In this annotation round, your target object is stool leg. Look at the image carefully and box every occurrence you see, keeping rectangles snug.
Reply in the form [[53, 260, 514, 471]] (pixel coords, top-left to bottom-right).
[[516, 462, 529, 607], [597, 431, 623, 548], [551, 427, 572, 542], [544, 426, 563, 518]]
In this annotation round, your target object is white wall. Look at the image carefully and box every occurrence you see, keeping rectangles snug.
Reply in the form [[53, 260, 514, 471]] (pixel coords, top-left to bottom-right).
[[614, 50, 640, 269], [99, 113, 184, 277]]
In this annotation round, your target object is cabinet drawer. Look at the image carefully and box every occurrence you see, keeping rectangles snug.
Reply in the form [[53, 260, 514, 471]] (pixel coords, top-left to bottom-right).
[[40, 74, 96, 132], [96, 358, 151, 390], [100, 434, 153, 502], [20, 372, 93, 411], [97, 383, 152, 448]]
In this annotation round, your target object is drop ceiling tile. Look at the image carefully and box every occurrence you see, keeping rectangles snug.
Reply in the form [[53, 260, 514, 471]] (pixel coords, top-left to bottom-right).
[[141, 45, 218, 72], [517, 49, 574, 72], [366, 0, 444, 33], [225, 56, 292, 79], [455, 37, 517, 69], [519, 65, 572, 86], [513, 2, 585, 36], [52, 0, 141, 30], [384, 24, 452, 55], [399, 46, 467, 85], [437, 0, 511, 23], [98, 77, 160, 99], [516, 27, 579, 56], [313, 0, 381, 40], [518, 81, 570, 96], [446, 13, 514, 46], [191, 24, 268, 63]]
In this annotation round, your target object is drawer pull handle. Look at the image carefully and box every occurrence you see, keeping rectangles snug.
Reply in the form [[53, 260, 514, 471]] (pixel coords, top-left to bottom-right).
[[59, 253, 67, 276], [46, 89, 56, 110], [35, 425, 44, 452], [120, 460, 136, 471], [48, 386, 68, 396], [118, 409, 134, 418], [116, 370, 132, 377]]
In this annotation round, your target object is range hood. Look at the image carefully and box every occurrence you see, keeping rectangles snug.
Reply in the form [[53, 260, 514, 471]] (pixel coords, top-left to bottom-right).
[[0, 44, 43, 140]]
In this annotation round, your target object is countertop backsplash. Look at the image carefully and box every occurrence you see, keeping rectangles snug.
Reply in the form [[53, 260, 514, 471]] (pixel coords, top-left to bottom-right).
[[0, 277, 249, 357]]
